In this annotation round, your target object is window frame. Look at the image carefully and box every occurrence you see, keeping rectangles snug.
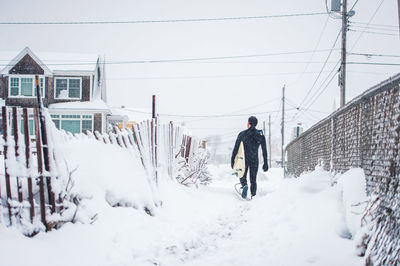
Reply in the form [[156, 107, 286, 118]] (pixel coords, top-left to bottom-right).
[[50, 113, 93, 134], [8, 75, 46, 98], [54, 77, 82, 100]]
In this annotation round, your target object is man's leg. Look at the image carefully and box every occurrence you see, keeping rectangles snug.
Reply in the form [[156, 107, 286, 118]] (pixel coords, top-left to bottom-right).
[[240, 165, 249, 187], [249, 163, 259, 196]]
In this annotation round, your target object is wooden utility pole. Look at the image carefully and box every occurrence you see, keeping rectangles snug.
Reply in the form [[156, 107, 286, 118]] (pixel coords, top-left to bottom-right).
[[263, 121, 266, 135], [398, 0, 400, 36], [268, 114, 272, 167], [340, 0, 347, 107], [152, 95, 156, 119], [281, 85, 285, 168]]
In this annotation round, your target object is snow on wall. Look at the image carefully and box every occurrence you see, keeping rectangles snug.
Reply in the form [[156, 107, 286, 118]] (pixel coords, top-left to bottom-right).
[[285, 73, 400, 265]]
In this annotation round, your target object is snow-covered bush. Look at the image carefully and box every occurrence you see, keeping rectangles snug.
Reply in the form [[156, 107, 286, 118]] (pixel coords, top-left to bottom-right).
[[175, 148, 211, 186]]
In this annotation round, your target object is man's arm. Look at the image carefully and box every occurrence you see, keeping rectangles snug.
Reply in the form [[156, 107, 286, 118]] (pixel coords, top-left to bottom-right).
[[260, 133, 269, 171], [231, 133, 242, 168]]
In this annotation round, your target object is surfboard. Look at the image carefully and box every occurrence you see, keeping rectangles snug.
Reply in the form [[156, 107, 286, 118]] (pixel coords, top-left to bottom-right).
[[232, 141, 246, 178]]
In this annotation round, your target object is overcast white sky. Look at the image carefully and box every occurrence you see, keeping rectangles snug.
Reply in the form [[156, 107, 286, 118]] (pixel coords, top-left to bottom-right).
[[0, 0, 399, 157]]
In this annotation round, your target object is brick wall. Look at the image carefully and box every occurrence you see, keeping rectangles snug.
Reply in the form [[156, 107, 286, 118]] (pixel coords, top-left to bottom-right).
[[285, 74, 400, 265]]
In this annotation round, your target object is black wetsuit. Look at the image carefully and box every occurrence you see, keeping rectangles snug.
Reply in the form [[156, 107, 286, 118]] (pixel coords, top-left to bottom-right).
[[231, 126, 268, 196]]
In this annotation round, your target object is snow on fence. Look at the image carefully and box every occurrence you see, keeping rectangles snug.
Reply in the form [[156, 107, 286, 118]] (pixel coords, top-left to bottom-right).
[[0, 75, 208, 236], [285, 73, 400, 265], [0, 106, 70, 235], [0, 107, 207, 235]]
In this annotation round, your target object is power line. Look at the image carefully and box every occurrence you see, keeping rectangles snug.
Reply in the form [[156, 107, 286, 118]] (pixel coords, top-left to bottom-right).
[[113, 106, 296, 118], [302, 66, 338, 112], [221, 97, 280, 115], [0, 49, 340, 67], [347, 62, 400, 66], [291, 15, 330, 85], [349, 21, 398, 28], [348, 25, 399, 32], [348, 52, 400, 58], [292, 59, 341, 121], [0, 12, 327, 25], [296, 29, 342, 109], [107, 71, 334, 81], [349, 0, 386, 52], [349, 0, 360, 12], [349, 29, 398, 36]]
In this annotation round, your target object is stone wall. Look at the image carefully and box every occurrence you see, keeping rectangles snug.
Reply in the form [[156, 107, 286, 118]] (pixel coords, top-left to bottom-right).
[[285, 74, 400, 265]]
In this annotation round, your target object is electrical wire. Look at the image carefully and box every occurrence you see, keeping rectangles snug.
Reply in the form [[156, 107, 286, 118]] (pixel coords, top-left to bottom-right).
[[348, 52, 400, 58], [349, 29, 398, 36], [112, 106, 295, 118], [107, 71, 334, 81], [349, 21, 398, 28], [291, 59, 341, 122], [0, 49, 340, 67], [296, 29, 341, 110], [290, 15, 330, 86], [349, 0, 386, 52], [0, 12, 327, 25], [347, 62, 400, 66], [348, 25, 399, 32]]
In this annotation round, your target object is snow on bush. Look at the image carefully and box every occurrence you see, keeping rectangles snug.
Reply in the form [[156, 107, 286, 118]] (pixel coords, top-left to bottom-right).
[[175, 148, 212, 186], [336, 168, 368, 239], [296, 164, 331, 193], [295, 165, 368, 246]]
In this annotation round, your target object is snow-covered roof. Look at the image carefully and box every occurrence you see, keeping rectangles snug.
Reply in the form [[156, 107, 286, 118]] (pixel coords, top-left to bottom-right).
[[49, 99, 111, 113], [0, 47, 99, 74]]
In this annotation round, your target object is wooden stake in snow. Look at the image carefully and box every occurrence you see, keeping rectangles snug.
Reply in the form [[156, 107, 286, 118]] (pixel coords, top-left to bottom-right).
[[12, 107, 23, 203], [22, 108, 35, 222], [2, 106, 13, 225], [33, 107, 47, 228]]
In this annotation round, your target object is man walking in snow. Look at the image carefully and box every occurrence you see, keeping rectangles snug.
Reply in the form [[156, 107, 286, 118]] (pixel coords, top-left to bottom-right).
[[231, 116, 268, 199]]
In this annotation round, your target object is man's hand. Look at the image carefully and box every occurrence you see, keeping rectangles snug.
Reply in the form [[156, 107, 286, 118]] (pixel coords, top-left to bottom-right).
[[263, 163, 269, 172]]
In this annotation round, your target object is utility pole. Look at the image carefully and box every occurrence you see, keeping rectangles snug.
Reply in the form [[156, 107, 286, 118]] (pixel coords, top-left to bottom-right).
[[152, 95, 156, 119], [340, 0, 347, 107], [263, 121, 266, 136], [268, 114, 272, 167], [398, 0, 400, 36], [281, 85, 285, 168]]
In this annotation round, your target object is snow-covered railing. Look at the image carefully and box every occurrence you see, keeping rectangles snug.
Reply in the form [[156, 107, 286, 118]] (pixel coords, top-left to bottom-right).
[[285, 73, 400, 265]]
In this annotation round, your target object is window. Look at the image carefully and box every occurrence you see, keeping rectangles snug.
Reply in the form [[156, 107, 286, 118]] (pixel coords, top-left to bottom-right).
[[20, 114, 35, 135], [55, 78, 81, 99], [8, 75, 45, 97], [50, 114, 93, 134]]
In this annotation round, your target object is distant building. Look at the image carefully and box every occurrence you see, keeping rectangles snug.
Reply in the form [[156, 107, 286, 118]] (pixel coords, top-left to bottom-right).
[[0, 47, 150, 134], [292, 123, 303, 140], [0, 47, 110, 133]]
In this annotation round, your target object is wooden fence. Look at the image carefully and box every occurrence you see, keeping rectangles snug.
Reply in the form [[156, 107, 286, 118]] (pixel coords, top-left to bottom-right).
[[0, 76, 204, 235], [0, 106, 64, 234], [0, 107, 202, 234]]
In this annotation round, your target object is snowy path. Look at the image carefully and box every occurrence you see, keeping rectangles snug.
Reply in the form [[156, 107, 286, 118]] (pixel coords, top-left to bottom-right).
[[169, 166, 363, 266], [0, 165, 364, 266]]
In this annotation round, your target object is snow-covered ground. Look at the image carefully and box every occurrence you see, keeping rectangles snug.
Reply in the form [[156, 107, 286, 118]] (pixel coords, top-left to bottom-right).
[[0, 159, 365, 266]]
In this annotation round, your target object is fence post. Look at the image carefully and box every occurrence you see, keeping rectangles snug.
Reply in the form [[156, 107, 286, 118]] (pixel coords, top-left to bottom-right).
[[33, 107, 47, 228], [35, 76, 56, 215], [132, 125, 146, 169], [2, 106, 13, 225], [12, 107, 23, 203], [23, 108, 35, 222]]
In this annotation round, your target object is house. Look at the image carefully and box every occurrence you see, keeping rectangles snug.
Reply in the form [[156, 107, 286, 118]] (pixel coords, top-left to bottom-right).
[[0, 47, 110, 134]]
